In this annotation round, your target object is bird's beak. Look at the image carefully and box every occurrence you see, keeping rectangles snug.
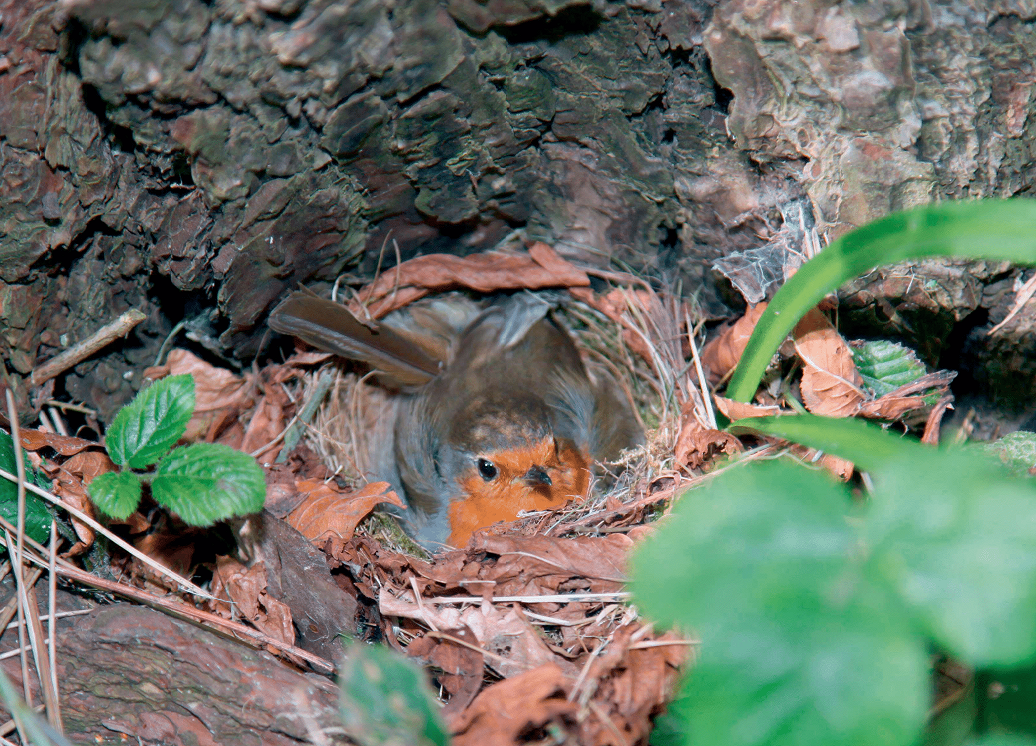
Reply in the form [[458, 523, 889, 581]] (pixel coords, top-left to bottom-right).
[[522, 465, 552, 487]]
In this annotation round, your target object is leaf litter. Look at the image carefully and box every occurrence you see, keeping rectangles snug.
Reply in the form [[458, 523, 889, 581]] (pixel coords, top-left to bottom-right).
[[1, 240, 965, 745]]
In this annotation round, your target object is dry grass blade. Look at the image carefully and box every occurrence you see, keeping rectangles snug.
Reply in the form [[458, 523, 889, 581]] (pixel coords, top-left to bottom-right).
[[47, 522, 60, 731], [0, 467, 213, 600], [3, 393, 32, 708]]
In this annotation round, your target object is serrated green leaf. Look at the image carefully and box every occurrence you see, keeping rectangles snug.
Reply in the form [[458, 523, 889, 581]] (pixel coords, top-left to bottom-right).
[[982, 432, 1036, 478], [338, 642, 449, 746], [106, 374, 195, 469], [151, 443, 265, 526], [0, 431, 54, 545], [86, 471, 142, 520], [727, 199, 1036, 402], [851, 340, 928, 397], [632, 460, 927, 746]]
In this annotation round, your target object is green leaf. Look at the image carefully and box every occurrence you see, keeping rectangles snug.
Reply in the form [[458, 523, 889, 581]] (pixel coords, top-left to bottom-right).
[[86, 471, 142, 520], [982, 432, 1036, 479], [106, 374, 195, 469], [730, 413, 927, 471], [851, 340, 928, 397], [632, 459, 927, 746], [0, 431, 54, 545], [727, 199, 1036, 402], [151, 443, 265, 526], [866, 452, 1036, 667], [729, 414, 1036, 667], [338, 642, 449, 746], [967, 737, 1036, 746]]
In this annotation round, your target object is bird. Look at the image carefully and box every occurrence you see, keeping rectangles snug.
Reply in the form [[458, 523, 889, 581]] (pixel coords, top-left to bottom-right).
[[268, 290, 642, 549]]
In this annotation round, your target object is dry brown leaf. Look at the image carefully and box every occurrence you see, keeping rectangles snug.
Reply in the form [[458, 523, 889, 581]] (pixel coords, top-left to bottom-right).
[[20, 430, 99, 456], [700, 303, 768, 382], [381, 591, 562, 678], [287, 480, 404, 544], [674, 419, 744, 471], [211, 557, 295, 646], [576, 625, 687, 746], [792, 308, 864, 418], [449, 662, 576, 745], [353, 243, 590, 318], [713, 395, 783, 421], [407, 626, 484, 717]]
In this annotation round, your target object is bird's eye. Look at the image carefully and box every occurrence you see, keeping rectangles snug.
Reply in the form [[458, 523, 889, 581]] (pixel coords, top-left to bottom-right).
[[477, 458, 498, 481]]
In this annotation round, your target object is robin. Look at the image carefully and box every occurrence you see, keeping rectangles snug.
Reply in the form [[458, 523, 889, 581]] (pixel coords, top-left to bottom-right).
[[269, 291, 642, 548]]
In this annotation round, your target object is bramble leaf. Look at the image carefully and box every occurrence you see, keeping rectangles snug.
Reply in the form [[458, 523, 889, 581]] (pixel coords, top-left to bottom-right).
[[151, 443, 265, 526], [86, 471, 143, 521], [106, 374, 195, 469]]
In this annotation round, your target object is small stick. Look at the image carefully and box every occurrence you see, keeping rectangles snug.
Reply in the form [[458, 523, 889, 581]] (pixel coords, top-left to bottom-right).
[[275, 370, 334, 464], [31, 309, 147, 387]]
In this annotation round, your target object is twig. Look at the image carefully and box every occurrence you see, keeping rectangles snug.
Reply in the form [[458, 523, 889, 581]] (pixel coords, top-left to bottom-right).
[[30, 309, 147, 387], [416, 592, 630, 605], [988, 271, 1036, 336]]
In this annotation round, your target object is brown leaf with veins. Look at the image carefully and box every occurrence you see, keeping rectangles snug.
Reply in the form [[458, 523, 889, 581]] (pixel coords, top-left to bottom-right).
[[792, 308, 864, 418], [449, 662, 576, 745], [287, 480, 404, 544], [352, 243, 590, 319], [700, 303, 768, 382]]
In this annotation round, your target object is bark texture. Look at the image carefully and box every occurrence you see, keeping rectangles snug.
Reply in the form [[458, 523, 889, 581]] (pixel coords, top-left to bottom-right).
[[2, 0, 1035, 409], [5, 605, 352, 745]]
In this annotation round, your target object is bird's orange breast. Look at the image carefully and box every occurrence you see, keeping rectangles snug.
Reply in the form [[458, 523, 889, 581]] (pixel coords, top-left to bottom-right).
[[446, 437, 591, 547]]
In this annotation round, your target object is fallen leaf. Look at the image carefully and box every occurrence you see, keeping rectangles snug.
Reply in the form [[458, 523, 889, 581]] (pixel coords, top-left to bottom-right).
[[792, 308, 864, 417], [700, 303, 768, 382], [449, 662, 576, 745], [712, 395, 783, 421], [20, 430, 99, 456], [380, 591, 562, 678], [211, 557, 295, 647], [353, 243, 590, 318], [674, 420, 743, 471], [287, 480, 404, 544], [407, 625, 484, 717]]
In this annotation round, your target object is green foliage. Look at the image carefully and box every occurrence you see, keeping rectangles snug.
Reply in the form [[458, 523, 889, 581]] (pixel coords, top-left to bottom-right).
[[982, 432, 1036, 478], [639, 413, 1036, 746], [726, 199, 1036, 402], [88, 375, 265, 527], [86, 471, 142, 521], [338, 643, 449, 746], [851, 340, 928, 397], [151, 443, 266, 527], [105, 374, 195, 469], [0, 431, 52, 544]]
